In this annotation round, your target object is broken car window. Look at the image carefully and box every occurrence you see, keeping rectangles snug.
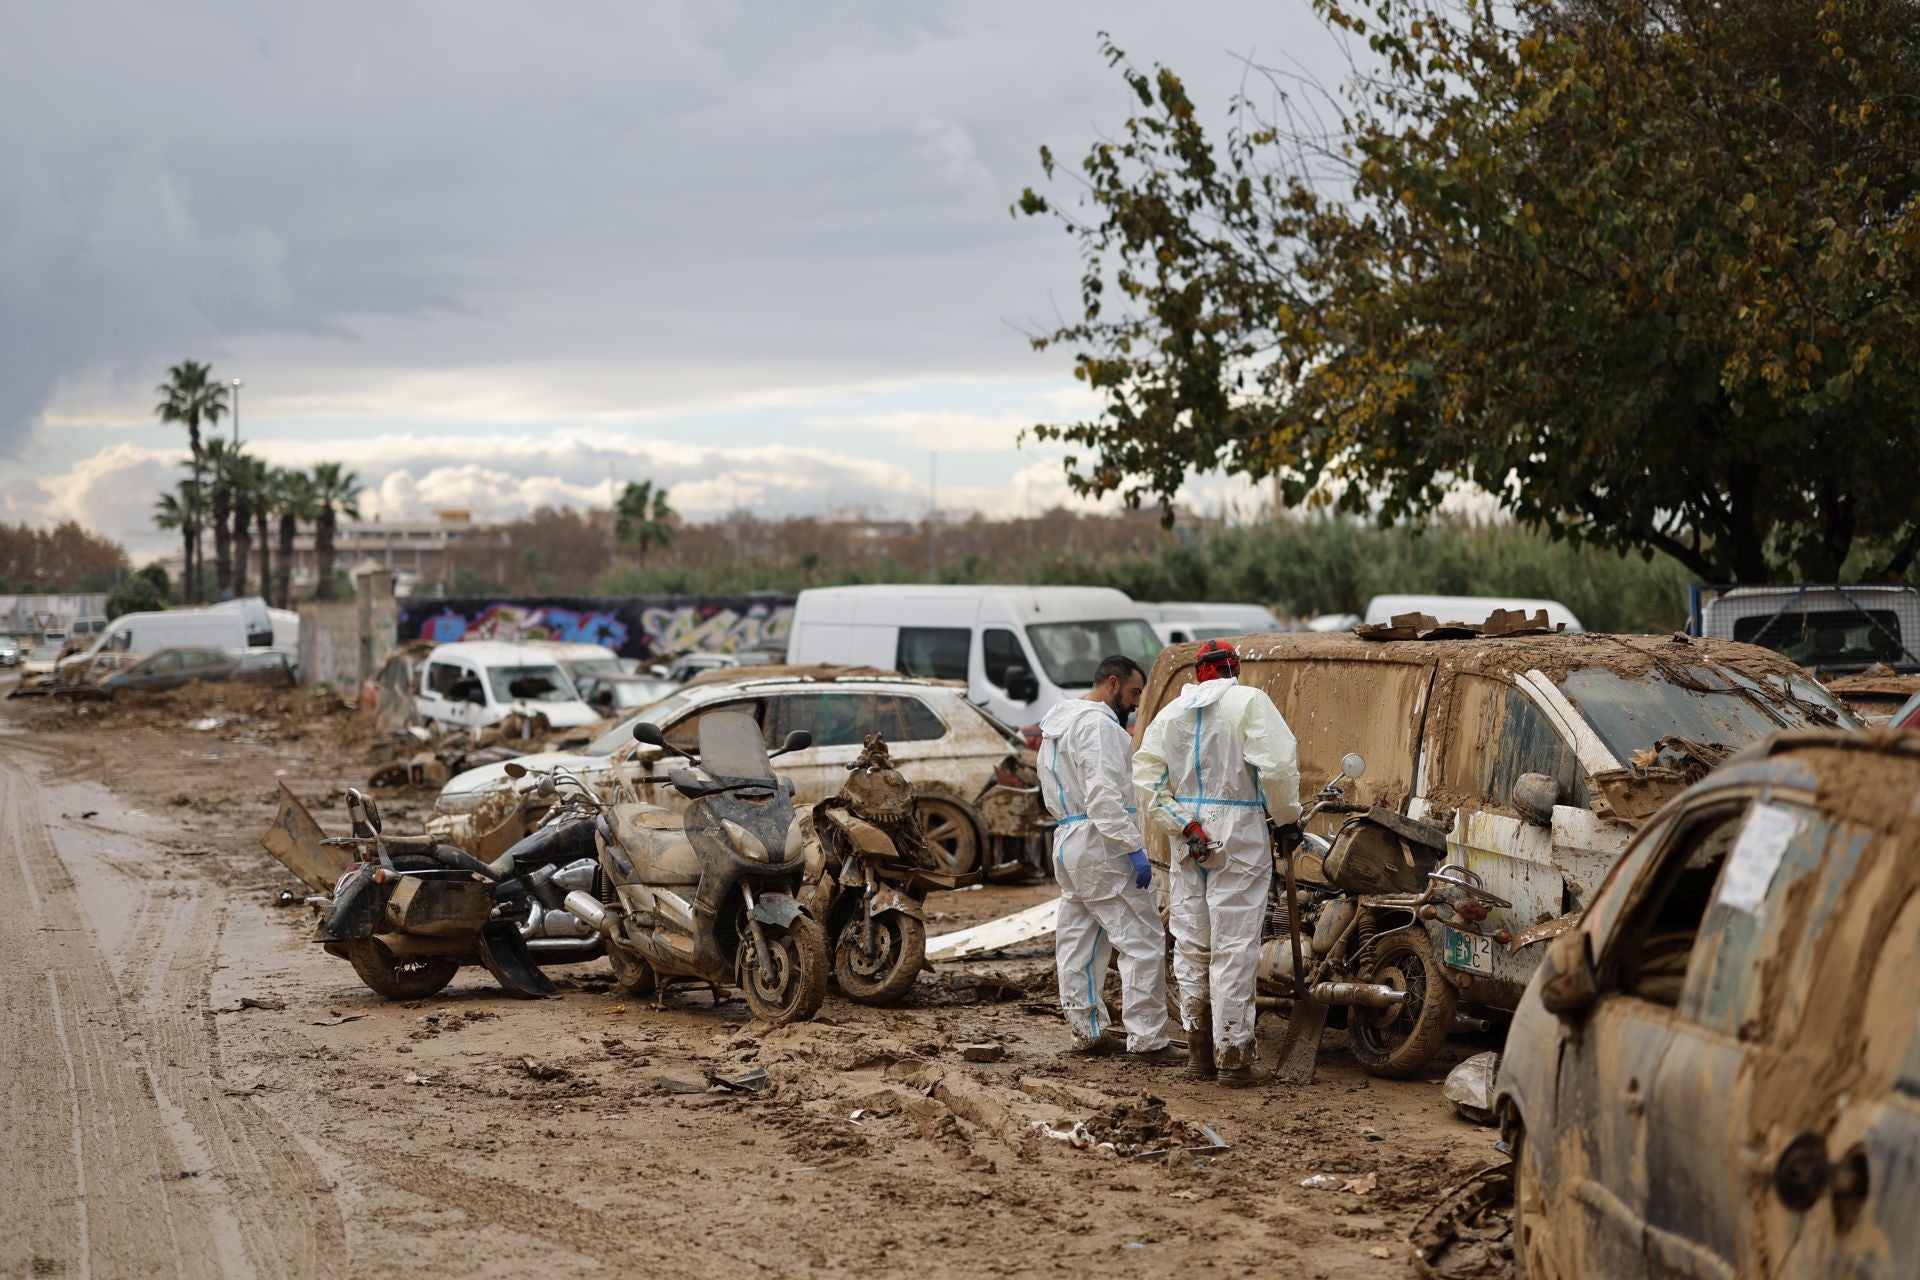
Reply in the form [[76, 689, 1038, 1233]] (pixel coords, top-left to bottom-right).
[[587, 690, 700, 755], [1609, 806, 1749, 1006], [1025, 619, 1161, 688], [1559, 666, 1806, 765], [767, 693, 947, 749], [483, 664, 577, 704]]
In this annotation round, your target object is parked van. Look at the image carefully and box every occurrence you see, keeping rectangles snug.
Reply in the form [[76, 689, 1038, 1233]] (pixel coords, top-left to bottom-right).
[[518, 640, 624, 695], [785, 585, 1161, 726], [1135, 628, 1857, 1058], [1364, 593, 1584, 632], [204, 596, 275, 647], [70, 610, 248, 665], [1137, 602, 1284, 645], [413, 642, 602, 731]]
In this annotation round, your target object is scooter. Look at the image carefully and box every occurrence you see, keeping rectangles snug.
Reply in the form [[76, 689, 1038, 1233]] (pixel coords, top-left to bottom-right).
[[275, 787, 605, 1001], [558, 708, 830, 1025], [793, 734, 980, 1004], [1262, 754, 1512, 1080]]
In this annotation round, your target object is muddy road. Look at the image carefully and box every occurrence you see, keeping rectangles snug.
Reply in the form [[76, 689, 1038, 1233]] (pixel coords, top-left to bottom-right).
[[1, 690, 1500, 1278]]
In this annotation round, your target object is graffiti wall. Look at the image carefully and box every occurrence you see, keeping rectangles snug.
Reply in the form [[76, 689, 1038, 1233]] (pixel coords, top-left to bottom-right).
[[396, 595, 795, 661]]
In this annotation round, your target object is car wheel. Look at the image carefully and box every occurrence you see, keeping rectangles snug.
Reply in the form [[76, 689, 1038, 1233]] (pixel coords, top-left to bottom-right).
[[1511, 1125, 1559, 1280], [914, 797, 980, 876]]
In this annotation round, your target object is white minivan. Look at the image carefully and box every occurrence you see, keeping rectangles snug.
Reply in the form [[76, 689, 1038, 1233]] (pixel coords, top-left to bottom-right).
[[784, 585, 1161, 726], [67, 610, 248, 669], [413, 641, 602, 731], [1363, 593, 1584, 632]]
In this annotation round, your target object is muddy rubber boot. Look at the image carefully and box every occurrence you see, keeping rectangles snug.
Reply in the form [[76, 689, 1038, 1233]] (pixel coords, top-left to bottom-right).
[[1185, 1004, 1216, 1081], [1217, 1040, 1268, 1088], [1128, 1043, 1187, 1067]]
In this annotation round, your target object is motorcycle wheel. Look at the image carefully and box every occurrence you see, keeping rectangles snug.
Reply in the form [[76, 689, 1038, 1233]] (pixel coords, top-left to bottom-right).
[[833, 911, 925, 1006], [740, 916, 829, 1025], [607, 943, 656, 996], [1348, 928, 1457, 1078], [343, 938, 459, 1000]]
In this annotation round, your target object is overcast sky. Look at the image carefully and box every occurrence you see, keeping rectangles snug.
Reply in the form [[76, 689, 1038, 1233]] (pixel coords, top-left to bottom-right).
[[2, 1, 1336, 559]]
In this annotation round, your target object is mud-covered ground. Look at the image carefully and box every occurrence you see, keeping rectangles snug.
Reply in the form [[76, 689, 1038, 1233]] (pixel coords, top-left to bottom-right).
[[2, 678, 1505, 1278]]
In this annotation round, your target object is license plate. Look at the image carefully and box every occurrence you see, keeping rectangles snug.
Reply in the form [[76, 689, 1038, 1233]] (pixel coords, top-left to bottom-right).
[[1443, 927, 1495, 976]]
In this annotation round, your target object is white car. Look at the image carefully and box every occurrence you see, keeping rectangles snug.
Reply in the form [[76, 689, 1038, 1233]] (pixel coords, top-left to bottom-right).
[[412, 641, 602, 731], [432, 675, 1048, 874]]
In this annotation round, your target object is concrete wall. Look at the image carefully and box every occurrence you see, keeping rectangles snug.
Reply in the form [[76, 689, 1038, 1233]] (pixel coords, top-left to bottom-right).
[[296, 567, 397, 689]]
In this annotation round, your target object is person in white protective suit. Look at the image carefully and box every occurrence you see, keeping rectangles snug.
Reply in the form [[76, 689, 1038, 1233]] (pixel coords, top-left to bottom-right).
[[1039, 655, 1184, 1065], [1133, 639, 1301, 1086]]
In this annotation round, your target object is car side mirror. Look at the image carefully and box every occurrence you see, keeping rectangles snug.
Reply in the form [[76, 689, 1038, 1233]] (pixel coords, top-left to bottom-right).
[[1538, 929, 1599, 1017], [771, 729, 813, 758], [1003, 664, 1040, 704]]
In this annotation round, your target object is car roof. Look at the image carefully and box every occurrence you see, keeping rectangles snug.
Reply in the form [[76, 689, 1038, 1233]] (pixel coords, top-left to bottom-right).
[[675, 675, 966, 704], [425, 641, 567, 663]]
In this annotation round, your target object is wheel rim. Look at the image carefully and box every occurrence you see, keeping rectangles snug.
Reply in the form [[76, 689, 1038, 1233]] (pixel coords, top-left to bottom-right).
[[914, 799, 978, 875], [838, 916, 903, 981], [1355, 953, 1426, 1054], [744, 933, 799, 1010]]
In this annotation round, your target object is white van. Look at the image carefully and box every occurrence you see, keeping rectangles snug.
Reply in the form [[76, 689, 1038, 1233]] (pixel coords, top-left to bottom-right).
[[1137, 601, 1283, 645], [67, 610, 248, 669], [517, 640, 624, 696], [785, 585, 1161, 726], [413, 641, 602, 731], [204, 597, 275, 647], [1363, 593, 1584, 633]]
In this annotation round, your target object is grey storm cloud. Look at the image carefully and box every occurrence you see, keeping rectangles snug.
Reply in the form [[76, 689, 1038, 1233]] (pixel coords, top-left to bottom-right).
[[2, 1, 1329, 453]]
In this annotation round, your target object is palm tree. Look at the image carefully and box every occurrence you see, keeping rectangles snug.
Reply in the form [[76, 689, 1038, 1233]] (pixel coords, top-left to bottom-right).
[[253, 463, 279, 609], [152, 481, 199, 603], [153, 361, 229, 602], [273, 468, 315, 608], [308, 462, 363, 600], [614, 480, 676, 560], [202, 438, 236, 597], [228, 451, 269, 598]]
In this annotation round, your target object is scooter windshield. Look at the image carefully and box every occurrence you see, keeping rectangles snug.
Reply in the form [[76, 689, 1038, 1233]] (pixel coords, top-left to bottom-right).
[[698, 709, 775, 783]]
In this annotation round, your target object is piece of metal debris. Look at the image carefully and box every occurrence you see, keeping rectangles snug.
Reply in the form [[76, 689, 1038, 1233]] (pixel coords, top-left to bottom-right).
[[1443, 1051, 1501, 1125], [702, 1067, 768, 1093], [656, 1076, 707, 1095], [309, 1014, 363, 1026]]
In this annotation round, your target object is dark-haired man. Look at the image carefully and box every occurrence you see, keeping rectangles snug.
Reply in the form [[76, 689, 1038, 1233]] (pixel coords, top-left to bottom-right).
[[1039, 654, 1181, 1064]]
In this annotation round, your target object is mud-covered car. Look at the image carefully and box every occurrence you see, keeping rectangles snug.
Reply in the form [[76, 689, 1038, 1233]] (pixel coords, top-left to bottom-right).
[[1135, 628, 1860, 1024], [431, 676, 1049, 876], [1499, 731, 1920, 1279]]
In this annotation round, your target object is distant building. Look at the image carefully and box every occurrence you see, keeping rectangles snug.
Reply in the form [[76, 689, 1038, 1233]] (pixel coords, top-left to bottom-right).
[[287, 509, 501, 598]]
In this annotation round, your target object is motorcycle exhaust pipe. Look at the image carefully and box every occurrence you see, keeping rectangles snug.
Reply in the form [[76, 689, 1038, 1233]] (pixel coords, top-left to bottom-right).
[[1454, 1013, 1492, 1034], [1310, 981, 1408, 1009], [562, 889, 611, 934]]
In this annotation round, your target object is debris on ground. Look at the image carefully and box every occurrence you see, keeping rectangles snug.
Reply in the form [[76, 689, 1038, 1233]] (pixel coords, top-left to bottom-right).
[[214, 996, 288, 1013], [310, 1014, 363, 1026], [1409, 1160, 1514, 1280], [1443, 1051, 1501, 1125], [959, 1042, 1006, 1063], [516, 1056, 571, 1081], [1033, 1098, 1225, 1159], [703, 1067, 769, 1093], [925, 897, 1059, 961]]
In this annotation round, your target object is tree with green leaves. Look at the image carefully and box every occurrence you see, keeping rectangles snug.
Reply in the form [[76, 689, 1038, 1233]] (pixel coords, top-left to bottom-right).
[[273, 468, 314, 607], [614, 480, 676, 560], [153, 361, 229, 601], [200, 438, 238, 597], [152, 481, 200, 601], [1018, 0, 1920, 583], [226, 450, 271, 598], [308, 463, 362, 600]]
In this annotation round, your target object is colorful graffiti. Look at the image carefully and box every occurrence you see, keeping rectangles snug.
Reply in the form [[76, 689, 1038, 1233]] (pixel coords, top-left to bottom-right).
[[398, 596, 794, 661]]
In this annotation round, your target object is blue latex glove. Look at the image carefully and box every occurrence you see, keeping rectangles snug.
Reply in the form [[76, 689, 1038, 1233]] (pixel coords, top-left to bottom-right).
[[1127, 849, 1153, 890]]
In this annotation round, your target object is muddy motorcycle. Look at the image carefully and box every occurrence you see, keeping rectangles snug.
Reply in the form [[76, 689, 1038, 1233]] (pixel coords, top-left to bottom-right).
[[1259, 753, 1512, 1079], [274, 787, 605, 1000], [556, 709, 831, 1025], [792, 734, 980, 1005]]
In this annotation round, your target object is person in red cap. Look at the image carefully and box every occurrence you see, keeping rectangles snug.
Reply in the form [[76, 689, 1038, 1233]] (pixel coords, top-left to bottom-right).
[[1132, 639, 1301, 1085]]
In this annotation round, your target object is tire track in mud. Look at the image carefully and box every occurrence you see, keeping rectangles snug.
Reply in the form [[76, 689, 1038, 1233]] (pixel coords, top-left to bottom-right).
[[0, 749, 347, 1278]]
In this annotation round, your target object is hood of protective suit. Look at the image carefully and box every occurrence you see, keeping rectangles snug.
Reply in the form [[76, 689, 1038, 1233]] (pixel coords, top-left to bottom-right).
[[1040, 696, 1123, 741], [1173, 674, 1240, 710]]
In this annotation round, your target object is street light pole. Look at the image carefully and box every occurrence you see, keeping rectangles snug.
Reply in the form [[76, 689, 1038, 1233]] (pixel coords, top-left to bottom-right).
[[231, 378, 243, 445]]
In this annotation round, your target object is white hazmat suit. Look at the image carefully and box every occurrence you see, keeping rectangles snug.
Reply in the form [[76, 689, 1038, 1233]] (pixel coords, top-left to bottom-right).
[[1133, 676, 1301, 1070], [1039, 697, 1172, 1053]]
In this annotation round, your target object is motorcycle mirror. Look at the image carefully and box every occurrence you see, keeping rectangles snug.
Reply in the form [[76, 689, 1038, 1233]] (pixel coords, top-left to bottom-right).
[[771, 729, 813, 758], [632, 721, 667, 748], [503, 761, 529, 779], [1340, 751, 1368, 781]]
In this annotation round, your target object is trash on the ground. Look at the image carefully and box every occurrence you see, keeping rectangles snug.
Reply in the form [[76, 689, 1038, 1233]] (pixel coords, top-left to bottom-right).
[[310, 1014, 363, 1026], [1345, 1172, 1379, 1195], [191, 716, 228, 731], [1444, 1051, 1502, 1125], [848, 1108, 870, 1122], [517, 1056, 570, 1081], [960, 1041, 1007, 1063], [925, 897, 1060, 962], [703, 1066, 769, 1093], [1032, 1100, 1221, 1159], [218, 996, 287, 1012], [403, 1072, 434, 1085], [1408, 1160, 1514, 1280], [657, 1076, 707, 1095], [1300, 1174, 1346, 1190]]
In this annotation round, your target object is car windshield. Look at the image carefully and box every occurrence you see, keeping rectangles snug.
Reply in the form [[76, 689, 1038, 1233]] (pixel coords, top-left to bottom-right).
[[483, 663, 577, 704], [1559, 664, 1842, 764], [568, 657, 622, 676], [1024, 619, 1162, 688], [29, 644, 61, 661], [606, 679, 675, 709], [587, 689, 700, 755]]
